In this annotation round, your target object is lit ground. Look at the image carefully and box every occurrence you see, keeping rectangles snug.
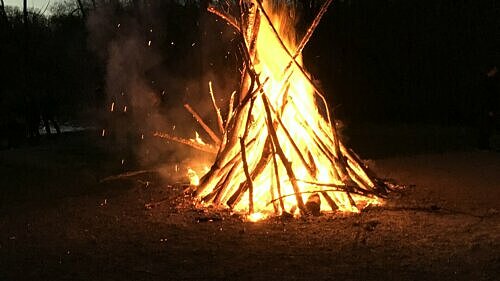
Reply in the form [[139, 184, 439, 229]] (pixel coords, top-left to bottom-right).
[[0, 129, 499, 280]]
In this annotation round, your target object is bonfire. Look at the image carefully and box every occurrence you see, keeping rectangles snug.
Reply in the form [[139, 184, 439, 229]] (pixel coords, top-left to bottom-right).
[[156, 0, 397, 220]]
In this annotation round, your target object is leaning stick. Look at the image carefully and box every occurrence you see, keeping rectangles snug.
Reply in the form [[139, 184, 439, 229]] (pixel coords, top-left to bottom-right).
[[296, 179, 376, 197], [100, 170, 153, 183], [267, 100, 316, 176], [240, 137, 254, 214], [208, 81, 224, 134], [261, 94, 307, 214], [296, 0, 334, 55], [196, 138, 255, 197], [207, 5, 240, 32], [320, 191, 339, 211], [266, 189, 366, 207], [226, 90, 237, 129], [269, 138, 285, 213], [153, 132, 217, 154], [269, 160, 279, 214], [226, 144, 271, 208], [184, 103, 221, 145]]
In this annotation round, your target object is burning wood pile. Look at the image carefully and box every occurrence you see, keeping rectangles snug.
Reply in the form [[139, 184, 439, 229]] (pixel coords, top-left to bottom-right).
[[156, 0, 398, 220]]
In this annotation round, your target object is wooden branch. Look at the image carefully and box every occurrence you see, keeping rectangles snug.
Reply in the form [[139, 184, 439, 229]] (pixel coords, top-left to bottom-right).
[[211, 164, 240, 204], [295, 179, 376, 197], [184, 103, 221, 145], [227, 143, 271, 208], [153, 132, 217, 154], [207, 5, 240, 32], [240, 137, 254, 214], [261, 94, 307, 214], [100, 170, 153, 183], [248, 7, 261, 58], [296, 0, 333, 56], [269, 137, 285, 213], [267, 99, 316, 176], [266, 189, 367, 207], [197, 137, 256, 198], [320, 191, 339, 211], [254, 0, 338, 145], [226, 90, 237, 129], [209, 81, 224, 134]]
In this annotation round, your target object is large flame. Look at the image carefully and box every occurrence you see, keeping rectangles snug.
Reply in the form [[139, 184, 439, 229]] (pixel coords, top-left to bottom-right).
[[192, 1, 383, 220]]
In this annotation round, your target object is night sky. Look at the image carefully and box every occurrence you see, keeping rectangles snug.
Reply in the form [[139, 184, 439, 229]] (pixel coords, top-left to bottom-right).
[[4, 0, 58, 10]]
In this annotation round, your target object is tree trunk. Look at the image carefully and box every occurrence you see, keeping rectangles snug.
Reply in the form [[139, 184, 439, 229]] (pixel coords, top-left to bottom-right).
[[0, 0, 7, 24], [23, 0, 28, 25], [76, 0, 86, 19]]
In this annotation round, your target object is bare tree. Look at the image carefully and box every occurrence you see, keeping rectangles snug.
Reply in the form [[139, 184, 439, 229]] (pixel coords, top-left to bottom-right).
[[0, 0, 7, 24], [76, 0, 86, 18]]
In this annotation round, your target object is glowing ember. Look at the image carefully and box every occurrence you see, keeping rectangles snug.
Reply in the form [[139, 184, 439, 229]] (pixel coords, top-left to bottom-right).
[[247, 212, 266, 222]]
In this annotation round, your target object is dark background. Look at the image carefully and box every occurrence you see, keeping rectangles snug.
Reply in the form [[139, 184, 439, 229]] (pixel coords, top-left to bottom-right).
[[0, 0, 499, 149]]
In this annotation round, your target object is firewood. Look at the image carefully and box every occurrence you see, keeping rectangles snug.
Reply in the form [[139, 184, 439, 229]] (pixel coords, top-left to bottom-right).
[[269, 138, 285, 214], [226, 90, 237, 129], [261, 94, 307, 214], [239, 137, 254, 214], [184, 104, 221, 145], [209, 81, 225, 134], [153, 132, 217, 154]]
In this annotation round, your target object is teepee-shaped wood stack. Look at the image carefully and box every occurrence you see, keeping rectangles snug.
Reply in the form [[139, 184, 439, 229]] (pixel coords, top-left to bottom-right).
[[158, 0, 397, 218]]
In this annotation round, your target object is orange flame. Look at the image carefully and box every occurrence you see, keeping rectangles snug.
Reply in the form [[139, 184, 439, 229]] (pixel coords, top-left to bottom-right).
[[192, 1, 383, 221]]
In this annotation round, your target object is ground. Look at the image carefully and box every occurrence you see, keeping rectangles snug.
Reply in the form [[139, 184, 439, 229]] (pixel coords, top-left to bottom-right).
[[0, 128, 499, 281]]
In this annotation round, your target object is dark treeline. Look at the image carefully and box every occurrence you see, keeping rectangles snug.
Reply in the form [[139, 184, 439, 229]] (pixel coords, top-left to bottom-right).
[[0, 0, 498, 149], [0, 0, 101, 147]]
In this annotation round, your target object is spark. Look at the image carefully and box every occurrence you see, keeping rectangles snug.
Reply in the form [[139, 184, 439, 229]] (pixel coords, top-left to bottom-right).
[[110, 102, 115, 112]]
